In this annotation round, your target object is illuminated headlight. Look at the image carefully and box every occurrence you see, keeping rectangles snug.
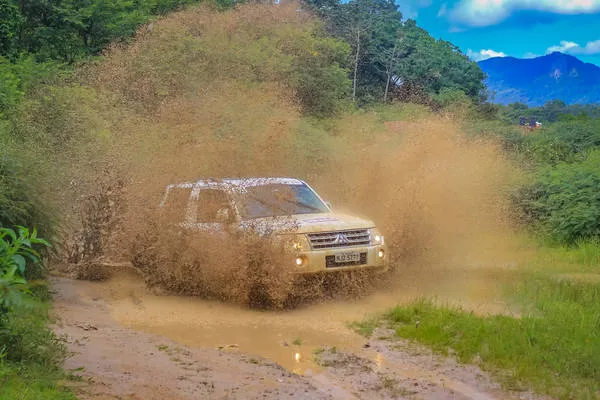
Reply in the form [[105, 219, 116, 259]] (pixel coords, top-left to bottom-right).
[[291, 234, 310, 251], [370, 229, 384, 245], [378, 249, 385, 258], [295, 257, 304, 266]]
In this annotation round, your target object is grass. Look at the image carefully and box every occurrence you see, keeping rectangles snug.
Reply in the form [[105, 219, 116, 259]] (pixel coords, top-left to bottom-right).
[[348, 317, 380, 338], [531, 238, 600, 273], [355, 240, 600, 400], [0, 364, 76, 400], [0, 300, 76, 400]]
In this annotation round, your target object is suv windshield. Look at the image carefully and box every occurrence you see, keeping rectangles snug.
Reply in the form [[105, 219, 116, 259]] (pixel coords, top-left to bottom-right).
[[238, 183, 330, 219]]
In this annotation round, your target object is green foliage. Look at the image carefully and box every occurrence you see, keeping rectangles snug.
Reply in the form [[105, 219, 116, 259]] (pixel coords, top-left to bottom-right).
[[0, 154, 36, 229], [305, 0, 485, 104], [0, 301, 64, 366], [0, 150, 55, 238], [503, 118, 600, 167], [0, 226, 68, 398], [543, 119, 600, 157], [0, 56, 63, 116], [499, 100, 600, 125], [0, 226, 50, 309], [1, 0, 207, 62], [0, 56, 22, 115], [466, 110, 600, 246], [531, 238, 600, 273], [92, 5, 352, 117], [0, 363, 76, 400], [0, 298, 73, 399], [0, 226, 69, 399], [433, 88, 475, 118], [383, 276, 600, 399], [393, 22, 485, 100], [516, 150, 600, 244], [290, 32, 351, 115]]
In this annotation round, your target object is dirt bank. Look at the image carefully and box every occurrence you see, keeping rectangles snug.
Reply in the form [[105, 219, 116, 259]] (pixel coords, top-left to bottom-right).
[[51, 271, 546, 400]]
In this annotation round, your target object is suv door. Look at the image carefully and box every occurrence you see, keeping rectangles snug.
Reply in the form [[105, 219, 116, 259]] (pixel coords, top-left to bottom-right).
[[160, 185, 195, 227], [190, 187, 235, 232]]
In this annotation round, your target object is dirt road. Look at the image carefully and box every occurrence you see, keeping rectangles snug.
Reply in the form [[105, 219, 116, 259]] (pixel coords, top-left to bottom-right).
[[51, 269, 542, 400]]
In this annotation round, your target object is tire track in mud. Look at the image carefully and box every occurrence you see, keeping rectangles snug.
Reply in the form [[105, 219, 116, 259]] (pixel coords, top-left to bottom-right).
[[51, 274, 547, 400]]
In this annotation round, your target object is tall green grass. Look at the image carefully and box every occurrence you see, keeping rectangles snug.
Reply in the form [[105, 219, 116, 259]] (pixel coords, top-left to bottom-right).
[[383, 277, 600, 399], [356, 240, 600, 399], [0, 300, 76, 400], [531, 238, 600, 273]]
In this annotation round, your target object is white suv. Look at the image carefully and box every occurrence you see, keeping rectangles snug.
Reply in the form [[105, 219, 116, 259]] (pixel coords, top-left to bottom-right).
[[159, 177, 388, 274]]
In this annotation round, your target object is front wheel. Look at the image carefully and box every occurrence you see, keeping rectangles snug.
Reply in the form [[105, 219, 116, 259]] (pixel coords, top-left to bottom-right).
[[247, 282, 274, 309]]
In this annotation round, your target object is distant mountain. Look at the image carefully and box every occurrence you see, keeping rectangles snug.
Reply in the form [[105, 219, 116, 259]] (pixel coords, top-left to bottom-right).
[[478, 52, 600, 106]]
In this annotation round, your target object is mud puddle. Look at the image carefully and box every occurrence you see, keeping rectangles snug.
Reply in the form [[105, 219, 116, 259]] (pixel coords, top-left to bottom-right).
[[74, 265, 517, 374]]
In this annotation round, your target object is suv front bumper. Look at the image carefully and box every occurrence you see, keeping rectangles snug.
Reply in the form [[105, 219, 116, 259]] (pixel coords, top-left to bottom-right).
[[294, 245, 388, 274]]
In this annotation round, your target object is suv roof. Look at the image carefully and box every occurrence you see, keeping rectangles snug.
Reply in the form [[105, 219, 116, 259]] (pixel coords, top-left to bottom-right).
[[165, 177, 305, 190]]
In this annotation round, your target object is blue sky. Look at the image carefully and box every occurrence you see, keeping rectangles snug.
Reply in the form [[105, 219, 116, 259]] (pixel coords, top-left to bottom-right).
[[398, 0, 600, 66]]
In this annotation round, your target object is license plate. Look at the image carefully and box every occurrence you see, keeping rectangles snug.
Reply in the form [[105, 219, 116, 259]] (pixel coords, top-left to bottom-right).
[[335, 252, 360, 263]]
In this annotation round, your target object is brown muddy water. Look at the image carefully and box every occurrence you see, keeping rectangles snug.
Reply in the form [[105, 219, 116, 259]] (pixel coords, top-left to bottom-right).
[[74, 265, 518, 375]]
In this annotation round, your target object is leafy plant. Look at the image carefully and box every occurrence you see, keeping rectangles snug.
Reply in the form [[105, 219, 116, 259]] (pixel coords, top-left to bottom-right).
[[0, 226, 50, 310]]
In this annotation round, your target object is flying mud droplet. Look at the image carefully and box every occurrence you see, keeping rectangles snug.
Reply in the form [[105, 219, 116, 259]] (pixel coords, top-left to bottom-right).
[[61, 1, 521, 308]]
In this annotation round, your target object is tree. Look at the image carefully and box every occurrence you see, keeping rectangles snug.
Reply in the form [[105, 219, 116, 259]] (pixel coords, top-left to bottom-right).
[[290, 33, 351, 115], [307, 0, 402, 103], [379, 35, 401, 102], [304, 0, 485, 104], [0, 0, 23, 58], [73, 0, 150, 54], [389, 21, 485, 102]]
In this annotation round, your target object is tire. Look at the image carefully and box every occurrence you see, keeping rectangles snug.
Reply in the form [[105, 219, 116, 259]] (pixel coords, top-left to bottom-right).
[[248, 282, 274, 309]]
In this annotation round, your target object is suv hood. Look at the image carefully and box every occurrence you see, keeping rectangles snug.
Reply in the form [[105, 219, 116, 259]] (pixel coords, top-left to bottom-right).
[[239, 213, 375, 234]]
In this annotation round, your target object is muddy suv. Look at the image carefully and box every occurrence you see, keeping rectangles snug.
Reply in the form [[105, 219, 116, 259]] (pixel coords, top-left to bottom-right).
[[159, 178, 388, 274]]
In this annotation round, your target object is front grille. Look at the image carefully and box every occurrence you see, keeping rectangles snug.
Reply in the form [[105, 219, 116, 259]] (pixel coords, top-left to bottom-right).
[[308, 229, 371, 249], [326, 252, 368, 268]]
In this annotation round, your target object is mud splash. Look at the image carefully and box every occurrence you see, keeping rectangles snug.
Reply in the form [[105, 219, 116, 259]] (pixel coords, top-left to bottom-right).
[[75, 265, 517, 374]]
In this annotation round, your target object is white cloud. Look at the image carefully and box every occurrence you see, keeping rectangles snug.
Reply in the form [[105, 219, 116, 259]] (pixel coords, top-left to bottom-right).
[[437, 3, 448, 17], [546, 39, 600, 55], [398, 0, 433, 20], [546, 41, 579, 53], [448, 26, 466, 33], [450, 0, 600, 27], [523, 52, 540, 59], [467, 48, 508, 61]]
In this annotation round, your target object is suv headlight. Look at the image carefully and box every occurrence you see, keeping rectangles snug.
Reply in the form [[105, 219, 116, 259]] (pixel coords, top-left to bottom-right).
[[291, 234, 310, 251], [370, 228, 384, 245]]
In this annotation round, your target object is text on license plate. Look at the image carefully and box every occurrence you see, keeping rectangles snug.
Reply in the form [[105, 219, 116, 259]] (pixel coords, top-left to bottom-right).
[[335, 252, 360, 263]]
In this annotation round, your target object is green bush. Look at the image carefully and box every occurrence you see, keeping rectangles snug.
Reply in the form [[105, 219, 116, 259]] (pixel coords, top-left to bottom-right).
[[0, 226, 50, 309], [0, 226, 71, 399], [0, 301, 65, 366], [515, 119, 600, 166], [0, 154, 44, 231], [516, 150, 600, 244], [0, 136, 57, 240]]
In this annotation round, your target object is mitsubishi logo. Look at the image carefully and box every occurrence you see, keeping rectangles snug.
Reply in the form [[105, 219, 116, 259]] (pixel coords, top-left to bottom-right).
[[334, 233, 350, 245]]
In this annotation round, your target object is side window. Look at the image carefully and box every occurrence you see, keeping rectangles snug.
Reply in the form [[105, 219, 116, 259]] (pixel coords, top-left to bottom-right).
[[196, 189, 232, 223], [161, 186, 195, 223]]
